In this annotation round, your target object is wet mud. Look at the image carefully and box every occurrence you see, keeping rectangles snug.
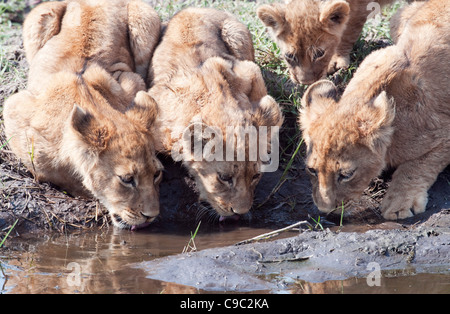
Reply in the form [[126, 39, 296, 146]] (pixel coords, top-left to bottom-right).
[[2, 147, 449, 233], [137, 210, 450, 292]]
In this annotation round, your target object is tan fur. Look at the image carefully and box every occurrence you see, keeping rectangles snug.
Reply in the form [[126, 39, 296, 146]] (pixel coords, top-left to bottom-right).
[[147, 8, 283, 217], [3, 0, 163, 229], [299, 0, 450, 220], [257, 0, 396, 84], [389, 1, 425, 43]]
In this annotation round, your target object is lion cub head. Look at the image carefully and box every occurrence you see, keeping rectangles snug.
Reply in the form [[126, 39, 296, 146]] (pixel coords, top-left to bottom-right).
[[299, 80, 395, 214], [189, 160, 263, 217], [65, 75, 163, 230], [182, 105, 282, 218], [257, 0, 350, 85], [168, 59, 283, 218]]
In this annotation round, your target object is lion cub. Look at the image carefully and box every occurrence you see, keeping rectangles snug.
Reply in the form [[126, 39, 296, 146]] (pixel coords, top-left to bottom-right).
[[147, 8, 283, 219], [4, 0, 163, 230], [257, 0, 395, 85], [299, 0, 450, 220]]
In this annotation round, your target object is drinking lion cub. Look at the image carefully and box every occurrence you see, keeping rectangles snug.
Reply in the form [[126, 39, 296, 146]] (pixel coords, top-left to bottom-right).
[[147, 8, 283, 219], [3, 0, 163, 229], [299, 0, 450, 220], [257, 0, 396, 85]]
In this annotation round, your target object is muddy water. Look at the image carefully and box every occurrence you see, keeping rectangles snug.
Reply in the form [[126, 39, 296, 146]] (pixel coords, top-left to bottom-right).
[[0, 225, 295, 294], [282, 272, 450, 294], [1, 224, 449, 294]]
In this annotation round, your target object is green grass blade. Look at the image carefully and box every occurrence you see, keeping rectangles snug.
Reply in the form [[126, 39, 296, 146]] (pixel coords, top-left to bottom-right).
[[0, 219, 18, 248], [280, 137, 304, 182], [191, 221, 201, 239], [0, 136, 12, 150]]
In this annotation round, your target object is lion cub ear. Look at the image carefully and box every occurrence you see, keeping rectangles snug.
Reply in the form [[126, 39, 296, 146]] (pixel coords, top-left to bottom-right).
[[257, 4, 286, 36], [126, 91, 158, 130], [359, 91, 395, 152], [300, 80, 338, 130], [319, 0, 350, 35], [70, 105, 112, 151], [253, 95, 284, 127], [302, 80, 338, 112], [22, 1, 67, 62]]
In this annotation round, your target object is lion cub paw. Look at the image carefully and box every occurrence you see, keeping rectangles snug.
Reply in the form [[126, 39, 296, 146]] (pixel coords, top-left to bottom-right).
[[327, 54, 350, 75], [381, 190, 428, 220]]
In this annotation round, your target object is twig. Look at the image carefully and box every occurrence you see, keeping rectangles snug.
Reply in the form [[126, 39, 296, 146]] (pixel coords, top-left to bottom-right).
[[256, 178, 287, 209], [95, 201, 99, 222], [40, 208, 53, 229], [235, 220, 308, 246], [258, 255, 312, 264]]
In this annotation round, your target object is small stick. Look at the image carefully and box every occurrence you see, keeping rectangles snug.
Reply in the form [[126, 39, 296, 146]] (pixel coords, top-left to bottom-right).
[[235, 220, 308, 246], [258, 255, 312, 264]]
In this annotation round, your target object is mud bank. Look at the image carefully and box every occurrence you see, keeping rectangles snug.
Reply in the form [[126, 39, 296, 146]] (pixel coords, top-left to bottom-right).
[[137, 210, 450, 292], [2, 155, 449, 234]]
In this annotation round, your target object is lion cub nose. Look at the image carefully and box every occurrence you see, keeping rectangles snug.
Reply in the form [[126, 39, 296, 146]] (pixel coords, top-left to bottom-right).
[[231, 207, 250, 215], [140, 211, 158, 221]]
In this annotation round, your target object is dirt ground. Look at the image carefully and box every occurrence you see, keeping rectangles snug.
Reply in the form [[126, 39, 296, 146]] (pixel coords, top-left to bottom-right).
[[2, 144, 450, 234]]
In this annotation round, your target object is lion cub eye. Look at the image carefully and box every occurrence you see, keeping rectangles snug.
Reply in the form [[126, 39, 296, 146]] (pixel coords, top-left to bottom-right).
[[218, 173, 233, 186], [284, 52, 298, 65], [119, 175, 136, 187], [312, 48, 325, 62], [338, 169, 356, 183]]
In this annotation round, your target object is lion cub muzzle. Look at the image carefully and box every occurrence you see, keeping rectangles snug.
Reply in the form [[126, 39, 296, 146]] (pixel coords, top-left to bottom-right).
[[110, 204, 159, 231]]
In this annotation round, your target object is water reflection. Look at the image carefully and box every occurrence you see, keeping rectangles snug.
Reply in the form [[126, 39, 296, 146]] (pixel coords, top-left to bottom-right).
[[1, 226, 449, 294], [291, 272, 450, 294], [0, 225, 292, 293]]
